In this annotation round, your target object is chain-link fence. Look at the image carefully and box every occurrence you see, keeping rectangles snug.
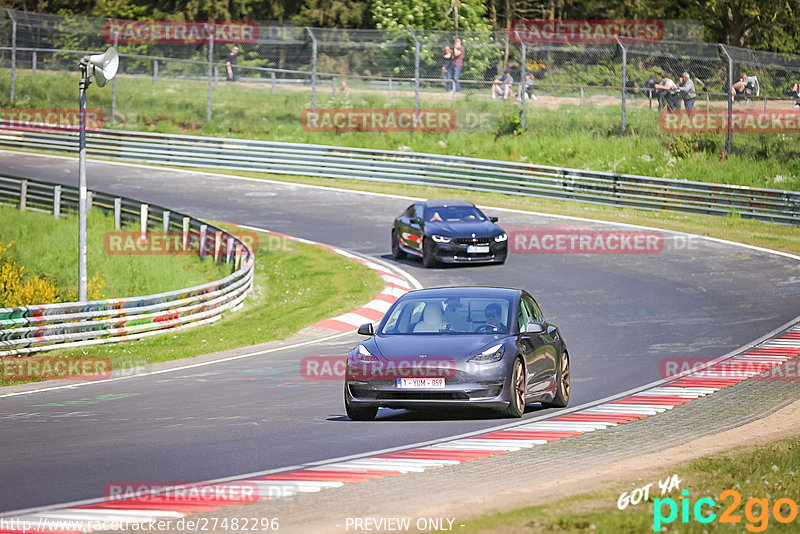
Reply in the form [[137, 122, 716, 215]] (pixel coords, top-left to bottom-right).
[[1, 9, 799, 152]]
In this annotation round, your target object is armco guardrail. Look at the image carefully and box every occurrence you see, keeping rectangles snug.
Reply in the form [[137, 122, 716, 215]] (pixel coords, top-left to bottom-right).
[[0, 174, 254, 357], [0, 127, 798, 226]]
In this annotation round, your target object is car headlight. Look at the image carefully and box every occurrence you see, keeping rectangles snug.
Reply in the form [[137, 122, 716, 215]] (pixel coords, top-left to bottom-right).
[[467, 343, 505, 364], [494, 233, 508, 242], [349, 344, 376, 364], [430, 234, 452, 243]]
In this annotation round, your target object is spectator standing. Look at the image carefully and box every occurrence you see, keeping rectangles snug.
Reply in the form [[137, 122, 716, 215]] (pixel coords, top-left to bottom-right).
[[654, 74, 679, 111], [226, 45, 239, 82], [523, 72, 537, 100], [492, 70, 513, 99], [441, 46, 454, 92], [792, 82, 800, 108], [678, 72, 696, 114], [453, 38, 465, 92]]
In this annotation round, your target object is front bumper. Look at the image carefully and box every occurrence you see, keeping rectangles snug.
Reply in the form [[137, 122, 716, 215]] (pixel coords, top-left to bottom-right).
[[431, 240, 508, 264]]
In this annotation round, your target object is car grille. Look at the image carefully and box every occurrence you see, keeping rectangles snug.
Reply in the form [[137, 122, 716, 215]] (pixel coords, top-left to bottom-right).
[[375, 391, 470, 401], [454, 237, 492, 246]]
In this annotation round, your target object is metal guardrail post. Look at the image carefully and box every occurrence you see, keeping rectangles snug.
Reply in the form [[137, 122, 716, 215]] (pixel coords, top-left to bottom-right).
[[182, 216, 190, 250], [226, 236, 234, 264], [199, 224, 207, 258], [163, 210, 170, 233], [114, 197, 121, 229], [140, 203, 148, 242], [7, 10, 16, 102], [54, 185, 61, 219], [720, 44, 734, 153], [206, 34, 214, 122], [307, 28, 317, 111], [618, 37, 627, 135], [409, 29, 420, 114], [19, 179, 27, 210]]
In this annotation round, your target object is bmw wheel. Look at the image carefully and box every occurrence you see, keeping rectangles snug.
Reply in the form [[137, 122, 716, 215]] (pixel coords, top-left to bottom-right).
[[391, 229, 407, 260], [422, 237, 437, 268]]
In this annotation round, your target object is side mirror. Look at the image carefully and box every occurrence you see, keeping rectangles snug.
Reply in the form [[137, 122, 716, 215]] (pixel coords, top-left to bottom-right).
[[489, 216, 499, 222], [524, 322, 545, 334], [409, 217, 422, 225], [357, 323, 375, 336]]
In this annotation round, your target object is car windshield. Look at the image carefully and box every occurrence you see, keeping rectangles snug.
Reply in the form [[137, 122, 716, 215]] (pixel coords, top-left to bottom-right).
[[425, 205, 486, 223], [380, 296, 511, 335]]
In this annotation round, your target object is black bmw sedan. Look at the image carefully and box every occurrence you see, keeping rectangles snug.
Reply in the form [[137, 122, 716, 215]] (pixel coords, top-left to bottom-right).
[[344, 287, 570, 421], [391, 200, 508, 267]]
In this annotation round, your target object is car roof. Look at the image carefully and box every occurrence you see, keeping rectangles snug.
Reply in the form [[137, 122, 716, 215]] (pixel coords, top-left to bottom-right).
[[398, 286, 523, 300], [420, 200, 476, 208]]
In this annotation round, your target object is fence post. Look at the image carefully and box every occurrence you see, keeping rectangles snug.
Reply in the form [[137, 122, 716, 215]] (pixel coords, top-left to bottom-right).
[[720, 44, 733, 153], [409, 29, 420, 114], [226, 236, 234, 264], [214, 231, 222, 262], [19, 179, 27, 211], [140, 203, 148, 242], [114, 198, 121, 229], [580, 86, 584, 106], [111, 32, 119, 123], [7, 10, 16, 103], [307, 27, 317, 111], [206, 34, 214, 122], [214, 66, 218, 89], [332, 75, 337, 96], [199, 224, 208, 258], [153, 59, 158, 85], [618, 37, 627, 135], [520, 40, 527, 129], [271, 71, 276, 94], [388, 77, 392, 103], [86, 191, 93, 211], [53, 185, 61, 219], [32, 50, 36, 74]]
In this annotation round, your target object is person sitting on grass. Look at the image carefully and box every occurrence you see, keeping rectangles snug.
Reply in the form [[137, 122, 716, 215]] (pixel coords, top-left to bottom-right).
[[730, 72, 759, 102], [492, 70, 514, 100]]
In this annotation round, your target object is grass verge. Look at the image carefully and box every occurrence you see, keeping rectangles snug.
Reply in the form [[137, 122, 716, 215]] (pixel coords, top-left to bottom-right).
[[0, 203, 230, 302], [1, 223, 384, 386], [1, 69, 798, 190], [461, 435, 800, 533]]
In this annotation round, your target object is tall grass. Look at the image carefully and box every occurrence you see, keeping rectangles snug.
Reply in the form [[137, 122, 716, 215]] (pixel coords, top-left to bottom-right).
[[0, 203, 230, 302], [2, 69, 798, 191]]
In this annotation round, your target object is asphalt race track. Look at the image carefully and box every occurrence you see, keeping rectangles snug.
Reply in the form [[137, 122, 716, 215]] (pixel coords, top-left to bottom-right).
[[1, 150, 799, 514]]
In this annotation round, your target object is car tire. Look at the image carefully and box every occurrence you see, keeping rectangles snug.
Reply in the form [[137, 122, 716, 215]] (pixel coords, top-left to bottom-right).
[[391, 229, 406, 260], [422, 237, 437, 268], [543, 352, 570, 408], [345, 388, 378, 421], [504, 358, 526, 418]]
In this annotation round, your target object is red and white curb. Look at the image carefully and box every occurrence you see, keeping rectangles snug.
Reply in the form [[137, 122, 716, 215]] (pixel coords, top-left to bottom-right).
[[238, 226, 418, 333], [3, 325, 797, 532]]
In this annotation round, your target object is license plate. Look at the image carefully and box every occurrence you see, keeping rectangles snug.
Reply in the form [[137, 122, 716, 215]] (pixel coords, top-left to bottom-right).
[[396, 378, 445, 389], [466, 245, 490, 253]]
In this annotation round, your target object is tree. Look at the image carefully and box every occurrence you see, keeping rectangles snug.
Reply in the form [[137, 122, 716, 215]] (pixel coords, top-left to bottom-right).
[[292, 0, 372, 28]]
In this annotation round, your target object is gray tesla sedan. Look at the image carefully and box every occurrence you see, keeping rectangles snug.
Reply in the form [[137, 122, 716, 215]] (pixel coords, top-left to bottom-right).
[[344, 287, 570, 420]]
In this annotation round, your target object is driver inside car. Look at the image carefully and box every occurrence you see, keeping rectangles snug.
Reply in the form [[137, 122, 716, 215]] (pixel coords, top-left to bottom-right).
[[483, 302, 507, 332]]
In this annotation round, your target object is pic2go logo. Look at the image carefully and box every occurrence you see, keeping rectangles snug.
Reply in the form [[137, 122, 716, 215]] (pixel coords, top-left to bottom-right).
[[653, 489, 799, 532]]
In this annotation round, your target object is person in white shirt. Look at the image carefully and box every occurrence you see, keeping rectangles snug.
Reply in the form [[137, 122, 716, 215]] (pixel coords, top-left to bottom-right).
[[654, 74, 679, 110]]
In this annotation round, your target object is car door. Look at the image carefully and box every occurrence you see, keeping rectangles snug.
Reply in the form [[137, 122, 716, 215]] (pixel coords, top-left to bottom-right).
[[403, 203, 425, 252], [526, 293, 558, 382], [517, 294, 554, 395]]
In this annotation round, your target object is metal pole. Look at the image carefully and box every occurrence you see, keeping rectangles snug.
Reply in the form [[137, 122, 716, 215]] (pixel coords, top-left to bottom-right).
[[153, 59, 158, 85], [78, 65, 89, 303], [32, 50, 36, 74], [307, 28, 317, 111], [520, 41, 526, 129], [720, 44, 733, 153], [618, 37, 627, 135], [8, 10, 16, 103], [409, 29, 420, 114], [206, 35, 213, 122], [111, 32, 118, 123]]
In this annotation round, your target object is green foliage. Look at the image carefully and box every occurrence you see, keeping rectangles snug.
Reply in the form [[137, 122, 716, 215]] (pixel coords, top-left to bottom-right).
[[493, 112, 522, 139]]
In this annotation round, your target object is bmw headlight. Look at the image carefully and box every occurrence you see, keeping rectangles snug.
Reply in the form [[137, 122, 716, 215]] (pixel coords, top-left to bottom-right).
[[494, 233, 508, 242], [431, 234, 452, 243], [467, 343, 505, 364]]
